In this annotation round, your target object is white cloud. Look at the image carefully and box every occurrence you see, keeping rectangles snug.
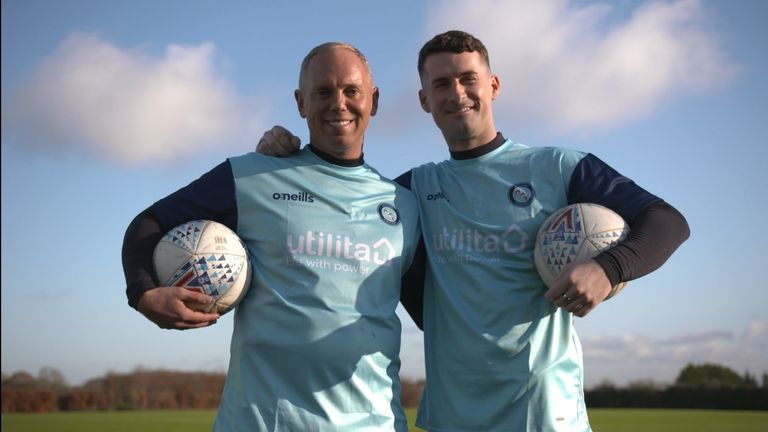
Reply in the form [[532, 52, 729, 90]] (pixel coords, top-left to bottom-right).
[[424, 0, 736, 133], [742, 320, 768, 347], [582, 321, 768, 387], [658, 330, 733, 345], [2, 33, 266, 165]]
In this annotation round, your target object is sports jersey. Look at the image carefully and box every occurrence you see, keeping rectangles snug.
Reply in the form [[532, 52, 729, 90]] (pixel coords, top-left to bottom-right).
[[407, 137, 658, 432], [143, 146, 420, 431]]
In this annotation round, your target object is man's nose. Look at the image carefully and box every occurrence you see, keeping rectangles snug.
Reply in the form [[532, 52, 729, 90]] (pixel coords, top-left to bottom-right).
[[330, 90, 347, 111], [448, 80, 466, 101]]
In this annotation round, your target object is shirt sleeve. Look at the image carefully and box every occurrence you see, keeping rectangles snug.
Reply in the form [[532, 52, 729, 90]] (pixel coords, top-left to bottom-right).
[[121, 160, 237, 309], [394, 170, 412, 190], [150, 161, 238, 231], [567, 153, 660, 223], [393, 169, 425, 329], [567, 154, 690, 286], [400, 237, 426, 330], [592, 200, 690, 286]]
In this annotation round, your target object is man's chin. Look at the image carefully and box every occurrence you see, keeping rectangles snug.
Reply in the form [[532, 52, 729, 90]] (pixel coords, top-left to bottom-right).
[[442, 126, 472, 140], [313, 138, 362, 154]]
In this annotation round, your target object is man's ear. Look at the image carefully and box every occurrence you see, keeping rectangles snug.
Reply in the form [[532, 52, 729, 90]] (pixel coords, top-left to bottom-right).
[[294, 89, 306, 118], [418, 89, 431, 113], [490, 74, 500, 100], [370, 86, 379, 116]]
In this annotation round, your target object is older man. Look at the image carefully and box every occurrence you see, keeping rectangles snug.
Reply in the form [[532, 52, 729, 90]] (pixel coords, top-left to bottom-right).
[[122, 42, 421, 431]]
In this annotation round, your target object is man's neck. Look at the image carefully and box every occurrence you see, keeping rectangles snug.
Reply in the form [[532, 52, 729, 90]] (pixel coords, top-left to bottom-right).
[[309, 140, 363, 160], [445, 129, 500, 153], [308, 143, 364, 167]]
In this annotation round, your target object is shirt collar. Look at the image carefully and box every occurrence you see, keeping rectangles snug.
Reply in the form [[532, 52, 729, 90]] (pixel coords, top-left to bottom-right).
[[308, 144, 364, 167], [449, 132, 506, 160]]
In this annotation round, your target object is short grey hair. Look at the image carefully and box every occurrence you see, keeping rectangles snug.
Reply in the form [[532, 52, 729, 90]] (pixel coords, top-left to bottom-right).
[[298, 42, 374, 89]]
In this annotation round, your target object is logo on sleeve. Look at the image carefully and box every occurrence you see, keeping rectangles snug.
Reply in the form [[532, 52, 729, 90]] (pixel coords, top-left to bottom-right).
[[378, 203, 400, 225], [426, 191, 449, 201], [509, 183, 535, 207]]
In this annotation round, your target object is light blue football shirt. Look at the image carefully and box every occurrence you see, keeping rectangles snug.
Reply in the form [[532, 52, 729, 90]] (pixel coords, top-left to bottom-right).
[[410, 139, 592, 432], [213, 147, 420, 431]]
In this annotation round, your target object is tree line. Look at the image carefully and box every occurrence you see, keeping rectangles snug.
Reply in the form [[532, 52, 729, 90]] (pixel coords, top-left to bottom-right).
[[2, 368, 225, 413], [586, 363, 768, 410], [2, 363, 766, 413], [1, 368, 427, 413]]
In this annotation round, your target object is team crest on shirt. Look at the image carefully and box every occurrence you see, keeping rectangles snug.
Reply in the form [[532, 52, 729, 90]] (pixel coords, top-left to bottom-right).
[[377, 203, 400, 225], [509, 183, 535, 206]]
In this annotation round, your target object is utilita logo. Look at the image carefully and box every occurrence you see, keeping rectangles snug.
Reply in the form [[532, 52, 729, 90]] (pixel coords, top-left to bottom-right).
[[272, 191, 315, 202], [433, 225, 529, 254], [287, 231, 395, 266]]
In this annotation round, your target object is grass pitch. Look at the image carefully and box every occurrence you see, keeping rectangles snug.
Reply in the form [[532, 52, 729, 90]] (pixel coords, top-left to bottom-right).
[[0, 410, 215, 432], [2, 408, 766, 431], [588, 409, 768, 432]]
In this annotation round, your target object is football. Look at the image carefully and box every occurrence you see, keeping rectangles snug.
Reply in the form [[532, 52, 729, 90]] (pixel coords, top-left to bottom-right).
[[153, 220, 252, 314], [534, 203, 629, 297]]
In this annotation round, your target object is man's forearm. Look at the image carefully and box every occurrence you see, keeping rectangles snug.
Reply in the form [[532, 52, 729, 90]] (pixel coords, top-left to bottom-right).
[[122, 209, 163, 309], [594, 200, 690, 286]]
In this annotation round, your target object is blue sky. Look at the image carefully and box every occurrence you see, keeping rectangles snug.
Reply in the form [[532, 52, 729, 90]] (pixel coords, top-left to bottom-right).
[[2, 0, 766, 388]]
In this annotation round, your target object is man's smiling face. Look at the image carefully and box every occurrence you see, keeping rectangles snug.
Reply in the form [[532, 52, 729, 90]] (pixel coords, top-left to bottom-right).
[[419, 51, 499, 151], [296, 47, 378, 159]]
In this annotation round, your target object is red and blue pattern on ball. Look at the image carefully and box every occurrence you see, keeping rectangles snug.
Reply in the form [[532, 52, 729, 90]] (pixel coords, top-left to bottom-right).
[[166, 253, 246, 297], [541, 206, 584, 277]]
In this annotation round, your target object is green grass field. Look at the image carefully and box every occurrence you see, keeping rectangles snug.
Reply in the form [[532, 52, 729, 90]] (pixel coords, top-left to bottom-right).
[[2, 408, 767, 431]]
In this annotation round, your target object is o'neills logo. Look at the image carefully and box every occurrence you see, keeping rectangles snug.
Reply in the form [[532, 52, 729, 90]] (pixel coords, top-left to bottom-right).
[[287, 231, 395, 266], [272, 191, 315, 202]]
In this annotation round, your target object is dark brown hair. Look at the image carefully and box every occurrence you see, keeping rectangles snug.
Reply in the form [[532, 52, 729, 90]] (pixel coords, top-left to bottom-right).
[[418, 30, 491, 78]]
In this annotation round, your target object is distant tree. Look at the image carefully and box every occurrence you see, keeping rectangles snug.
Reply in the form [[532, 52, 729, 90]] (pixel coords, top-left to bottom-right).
[[590, 379, 617, 391], [627, 379, 664, 391], [763, 373, 768, 389], [742, 371, 758, 388], [1, 371, 58, 413], [675, 363, 751, 388], [38, 367, 68, 393], [3, 371, 37, 388]]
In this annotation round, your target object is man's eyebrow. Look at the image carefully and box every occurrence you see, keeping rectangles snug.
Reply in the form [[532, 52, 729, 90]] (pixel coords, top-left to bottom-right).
[[432, 69, 478, 80]]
